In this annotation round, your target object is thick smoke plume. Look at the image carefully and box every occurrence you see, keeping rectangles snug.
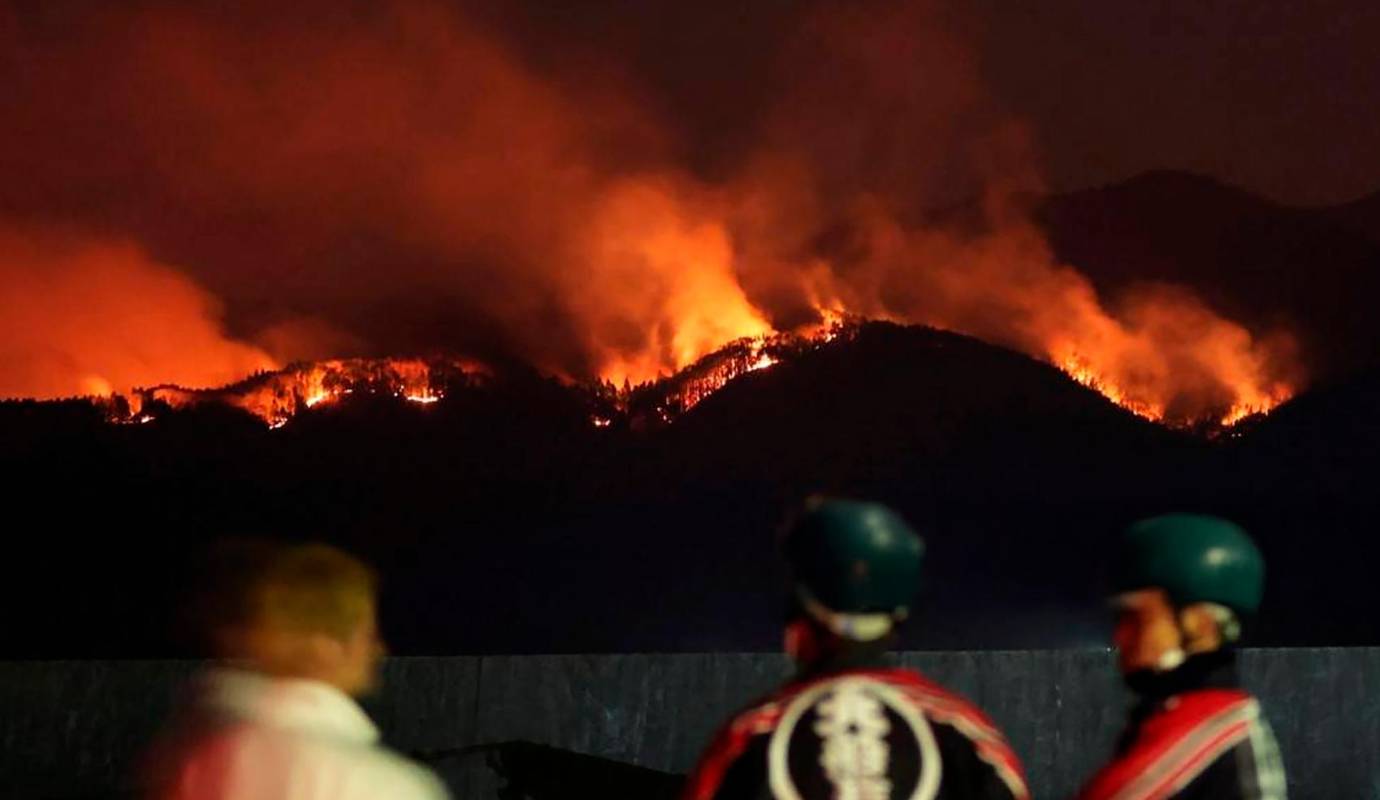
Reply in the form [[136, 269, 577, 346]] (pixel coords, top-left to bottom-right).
[[0, 0, 1296, 421], [0, 226, 274, 398]]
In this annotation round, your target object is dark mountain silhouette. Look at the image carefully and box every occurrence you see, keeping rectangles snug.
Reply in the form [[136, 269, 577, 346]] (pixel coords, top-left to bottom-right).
[[1036, 169, 1380, 381], [6, 321, 1374, 657], [1316, 189, 1380, 246], [12, 163, 1380, 657], [1220, 369, 1380, 645]]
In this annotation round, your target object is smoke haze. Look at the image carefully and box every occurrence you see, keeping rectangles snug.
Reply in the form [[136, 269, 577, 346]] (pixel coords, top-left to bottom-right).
[[0, 0, 1296, 420]]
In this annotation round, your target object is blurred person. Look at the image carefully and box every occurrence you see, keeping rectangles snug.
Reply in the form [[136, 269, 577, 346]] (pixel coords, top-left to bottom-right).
[[1076, 514, 1286, 799], [682, 498, 1030, 800], [144, 541, 448, 800]]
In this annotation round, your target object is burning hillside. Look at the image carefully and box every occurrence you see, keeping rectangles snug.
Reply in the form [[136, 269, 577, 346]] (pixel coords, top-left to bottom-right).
[[89, 319, 1285, 432], [0, 2, 1299, 429], [105, 357, 489, 429], [98, 329, 843, 430], [586, 322, 851, 429], [5, 316, 1359, 664]]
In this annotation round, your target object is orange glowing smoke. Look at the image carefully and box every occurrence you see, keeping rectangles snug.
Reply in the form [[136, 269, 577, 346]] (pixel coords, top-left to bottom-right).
[[578, 179, 775, 385], [760, 207, 1296, 426], [0, 226, 276, 400], [0, 0, 1299, 426], [1048, 285, 1296, 425]]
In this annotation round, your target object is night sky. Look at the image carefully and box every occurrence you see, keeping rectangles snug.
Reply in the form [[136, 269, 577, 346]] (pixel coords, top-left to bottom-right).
[[475, 0, 1380, 205], [977, 0, 1380, 205]]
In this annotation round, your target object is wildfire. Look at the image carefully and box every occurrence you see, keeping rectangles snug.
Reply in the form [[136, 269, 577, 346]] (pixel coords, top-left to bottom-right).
[[1055, 350, 1290, 427], [106, 357, 485, 428], [1, 1, 1304, 442], [1219, 393, 1292, 427], [747, 353, 778, 373], [585, 322, 856, 431], [1056, 354, 1165, 422], [89, 316, 1291, 434], [656, 335, 795, 415]]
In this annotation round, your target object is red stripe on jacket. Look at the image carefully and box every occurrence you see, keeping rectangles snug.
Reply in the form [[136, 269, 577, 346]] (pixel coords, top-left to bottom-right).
[[1078, 688, 1257, 800], [682, 666, 1030, 800]]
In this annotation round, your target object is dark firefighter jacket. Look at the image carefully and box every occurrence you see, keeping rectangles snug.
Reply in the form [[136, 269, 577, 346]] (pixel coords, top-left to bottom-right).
[[1077, 652, 1286, 800], [682, 657, 1029, 800]]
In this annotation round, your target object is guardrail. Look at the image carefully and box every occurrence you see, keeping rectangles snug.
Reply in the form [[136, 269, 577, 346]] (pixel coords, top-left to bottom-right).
[[2, 649, 1376, 798]]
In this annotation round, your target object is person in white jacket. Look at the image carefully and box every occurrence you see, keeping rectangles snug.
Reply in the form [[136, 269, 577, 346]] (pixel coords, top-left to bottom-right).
[[144, 541, 449, 800]]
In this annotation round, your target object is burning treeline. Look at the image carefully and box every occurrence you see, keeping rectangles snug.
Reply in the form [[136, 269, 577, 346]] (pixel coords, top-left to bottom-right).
[[110, 358, 488, 430], [98, 322, 1260, 433], [102, 327, 830, 430], [0, 0, 1296, 426]]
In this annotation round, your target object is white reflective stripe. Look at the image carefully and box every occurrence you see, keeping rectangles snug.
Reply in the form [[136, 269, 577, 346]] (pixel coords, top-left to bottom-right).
[[1240, 715, 1287, 799], [797, 587, 898, 641], [1111, 700, 1256, 800], [897, 685, 1028, 800]]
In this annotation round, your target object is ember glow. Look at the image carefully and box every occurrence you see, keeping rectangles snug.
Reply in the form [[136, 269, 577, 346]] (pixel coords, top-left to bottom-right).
[[1058, 355, 1163, 422], [648, 336, 788, 416], [589, 324, 852, 430], [107, 358, 486, 428], [1059, 347, 1292, 427], [0, 0, 1299, 428], [89, 316, 1285, 432]]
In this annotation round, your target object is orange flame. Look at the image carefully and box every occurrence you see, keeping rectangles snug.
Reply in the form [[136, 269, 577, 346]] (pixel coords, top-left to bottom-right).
[[2, 1, 1300, 430], [1055, 352, 1166, 422], [112, 357, 486, 428], [581, 179, 776, 386]]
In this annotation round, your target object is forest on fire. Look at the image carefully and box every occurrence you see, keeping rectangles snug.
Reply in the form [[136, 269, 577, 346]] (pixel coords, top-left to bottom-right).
[[3, 320, 1378, 658]]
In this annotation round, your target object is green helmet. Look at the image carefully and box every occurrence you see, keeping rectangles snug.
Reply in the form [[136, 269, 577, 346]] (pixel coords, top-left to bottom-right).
[[784, 498, 924, 638], [1113, 514, 1265, 614]]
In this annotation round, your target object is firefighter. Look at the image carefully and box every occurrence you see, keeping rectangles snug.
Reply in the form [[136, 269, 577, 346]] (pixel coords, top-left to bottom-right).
[[682, 498, 1030, 800], [143, 541, 449, 800], [1077, 514, 1287, 800]]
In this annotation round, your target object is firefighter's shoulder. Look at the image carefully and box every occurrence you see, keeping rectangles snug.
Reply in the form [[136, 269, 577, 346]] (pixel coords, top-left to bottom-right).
[[680, 677, 807, 800], [1079, 688, 1260, 800], [870, 667, 1030, 799]]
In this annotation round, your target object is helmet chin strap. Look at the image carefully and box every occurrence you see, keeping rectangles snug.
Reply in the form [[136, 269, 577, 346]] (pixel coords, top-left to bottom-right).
[[796, 587, 901, 642], [1154, 646, 1187, 672], [1205, 603, 1242, 643]]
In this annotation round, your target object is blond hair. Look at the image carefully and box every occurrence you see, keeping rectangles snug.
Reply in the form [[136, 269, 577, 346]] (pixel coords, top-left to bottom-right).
[[250, 543, 378, 639], [196, 540, 378, 650]]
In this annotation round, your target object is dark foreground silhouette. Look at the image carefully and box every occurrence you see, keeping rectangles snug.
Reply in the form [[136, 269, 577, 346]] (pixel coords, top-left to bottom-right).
[[2, 321, 1379, 656], [420, 742, 683, 800]]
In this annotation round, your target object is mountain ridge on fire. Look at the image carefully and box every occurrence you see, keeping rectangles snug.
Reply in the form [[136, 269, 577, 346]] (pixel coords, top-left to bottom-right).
[[26, 319, 1225, 435], [16, 168, 1380, 427], [6, 171, 1380, 655], [1037, 169, 1380, 382], [10, 320, 1378, 656]]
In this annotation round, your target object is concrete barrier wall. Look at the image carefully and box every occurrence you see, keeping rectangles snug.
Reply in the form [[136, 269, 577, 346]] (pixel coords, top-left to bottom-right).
[[2, 649, 1377, 798]]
